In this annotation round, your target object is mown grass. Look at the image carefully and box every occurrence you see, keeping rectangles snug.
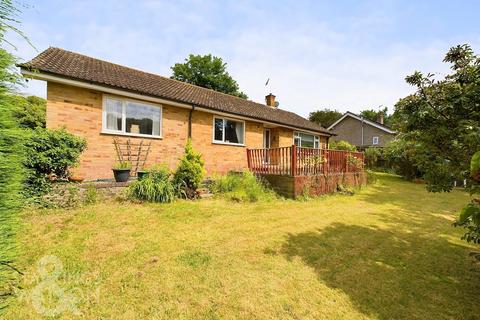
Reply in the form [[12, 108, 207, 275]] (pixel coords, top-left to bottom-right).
[[4, 174, 480, 319]]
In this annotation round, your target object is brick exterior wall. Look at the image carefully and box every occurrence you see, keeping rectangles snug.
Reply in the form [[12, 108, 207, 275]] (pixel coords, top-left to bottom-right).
[[46, 83, 326, 180], [330, 116, 395, 147], [262, 172, 366, 198]]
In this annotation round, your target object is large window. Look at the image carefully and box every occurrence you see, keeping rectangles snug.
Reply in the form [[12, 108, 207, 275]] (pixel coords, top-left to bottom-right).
[[294, 132, 320, 148], [213, 117, 245, 145], [103, 97, 162, 137]]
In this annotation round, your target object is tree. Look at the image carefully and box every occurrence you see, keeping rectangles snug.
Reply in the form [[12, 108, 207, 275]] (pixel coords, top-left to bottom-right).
[[0, 0, 30, 309], [11, 95, 45, 129], [308, 108, 342, 128], [360, 106, 392, 127], [393, 44, 480, 243], [171, 54, 248, 99]]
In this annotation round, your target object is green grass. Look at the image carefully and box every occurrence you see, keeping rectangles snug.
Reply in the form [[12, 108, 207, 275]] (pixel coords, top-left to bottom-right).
[[4, 174, 480, 319]]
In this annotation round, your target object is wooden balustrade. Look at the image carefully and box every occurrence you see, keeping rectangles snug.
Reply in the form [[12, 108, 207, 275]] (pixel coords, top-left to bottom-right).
[[246, 145, 364, 176]]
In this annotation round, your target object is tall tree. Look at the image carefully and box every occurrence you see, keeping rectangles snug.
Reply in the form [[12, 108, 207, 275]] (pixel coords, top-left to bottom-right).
[[393, 44, 480, 243], [360, 106, 391, 126], [308, 108, 342, 128], [171, 54, 248, 99], [0, 0, 31, 310]]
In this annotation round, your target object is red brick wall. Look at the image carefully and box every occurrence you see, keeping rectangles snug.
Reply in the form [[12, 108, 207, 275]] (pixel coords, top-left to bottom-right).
[[262, 172, 366, 198], [47, 83, 323, 180]]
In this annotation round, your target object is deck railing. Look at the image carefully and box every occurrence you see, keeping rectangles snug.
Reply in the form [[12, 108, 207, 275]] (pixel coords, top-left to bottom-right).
[[246, 145, 364, 176]]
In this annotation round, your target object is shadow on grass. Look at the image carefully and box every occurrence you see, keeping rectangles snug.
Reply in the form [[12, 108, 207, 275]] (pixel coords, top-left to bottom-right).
[[279, 222, 480, 319]]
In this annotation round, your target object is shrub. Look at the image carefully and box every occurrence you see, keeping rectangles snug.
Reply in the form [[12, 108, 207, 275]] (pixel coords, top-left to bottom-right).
[[210, 171, 276, 202], [383, 139, 422, 180], [112, 161, 131, 169], [24, 127, 87, 197], [329, 140, 357, 151], [173, 139, 205, 198], [364, 147, 382, 168], [128, 165, 175, 203]]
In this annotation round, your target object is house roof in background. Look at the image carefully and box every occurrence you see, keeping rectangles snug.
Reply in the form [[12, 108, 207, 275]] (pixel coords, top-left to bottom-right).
[[20, 47, 332, 135], [327, 111, 396, 134]]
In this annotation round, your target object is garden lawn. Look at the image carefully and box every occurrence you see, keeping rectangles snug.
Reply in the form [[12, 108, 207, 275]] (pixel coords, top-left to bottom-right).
[[5, 174, 480, 319]]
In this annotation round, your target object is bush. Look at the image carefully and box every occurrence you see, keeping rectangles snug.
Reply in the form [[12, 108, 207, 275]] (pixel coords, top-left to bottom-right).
[[364, 147, 382, 168], [329, 140, 357, 151], [24, 127, 87, 197], [173, 139, 205, 198], [128, 165, 175, 203], [210, 171, 276, 202], [383, 139, 422, 180]]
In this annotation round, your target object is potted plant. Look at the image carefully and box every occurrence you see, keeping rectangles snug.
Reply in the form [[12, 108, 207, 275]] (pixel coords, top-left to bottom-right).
[[112, 161, 131, 182], [137, 169, 149, 181]]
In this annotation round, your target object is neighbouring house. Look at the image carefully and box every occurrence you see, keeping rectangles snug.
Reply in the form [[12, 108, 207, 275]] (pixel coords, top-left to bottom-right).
[[20, 47, 335, 181], [327, 111, 396, 148]]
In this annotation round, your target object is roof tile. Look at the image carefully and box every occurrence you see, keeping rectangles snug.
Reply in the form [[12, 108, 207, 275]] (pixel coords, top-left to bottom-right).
[[20, 47, 332, 135]]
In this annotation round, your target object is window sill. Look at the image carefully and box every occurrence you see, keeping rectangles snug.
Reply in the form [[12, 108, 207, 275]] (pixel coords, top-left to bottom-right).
[[212, 141, 245, 147], [101, 131, 163, 140]]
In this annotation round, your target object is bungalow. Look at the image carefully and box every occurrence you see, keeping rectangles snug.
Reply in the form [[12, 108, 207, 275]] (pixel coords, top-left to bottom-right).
[[20, 47, 334, 180], [327, 111, 396, 148]]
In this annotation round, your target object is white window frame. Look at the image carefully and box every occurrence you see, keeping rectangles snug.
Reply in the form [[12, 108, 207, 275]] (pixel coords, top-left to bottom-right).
[[293, 131, 321, 149], [372, 136, 379, 145], [212, 116, 246, 146], [102, 95, 163, 139]]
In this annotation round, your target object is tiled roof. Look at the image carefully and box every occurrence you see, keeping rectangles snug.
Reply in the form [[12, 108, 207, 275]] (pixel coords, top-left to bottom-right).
[[20, 47, 332, 135]]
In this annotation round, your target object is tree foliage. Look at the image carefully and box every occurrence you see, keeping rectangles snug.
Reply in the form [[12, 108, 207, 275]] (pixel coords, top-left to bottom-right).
[[393, 44, 480, 192], [11, 95, 46, 129], [329, 140, 357, 151], [308, 108, 342, 128], [360, 107, 392, 127], [171, 54, 248, 99], [392, 44, 480, 243], [0, 0, 29, 309]]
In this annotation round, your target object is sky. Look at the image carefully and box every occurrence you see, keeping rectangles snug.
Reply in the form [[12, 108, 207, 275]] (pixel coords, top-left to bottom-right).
[[8, 0, 480, 117]]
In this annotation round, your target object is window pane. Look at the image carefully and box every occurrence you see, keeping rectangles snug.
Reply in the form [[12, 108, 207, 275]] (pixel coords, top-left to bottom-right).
[[299, 133, 314, 148], [214, 118, 223, 141], [294, 137, 301, 147], [105, 98, 122, 131], [125, 102, 161, 136], [224, 119, 244, 144]]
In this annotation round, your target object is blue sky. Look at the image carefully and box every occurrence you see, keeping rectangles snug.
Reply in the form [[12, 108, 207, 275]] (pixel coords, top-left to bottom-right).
[[9, 0, 480, 117]]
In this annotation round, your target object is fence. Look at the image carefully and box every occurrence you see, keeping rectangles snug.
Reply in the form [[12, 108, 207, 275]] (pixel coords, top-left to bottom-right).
[[247, 145, 364, 176]]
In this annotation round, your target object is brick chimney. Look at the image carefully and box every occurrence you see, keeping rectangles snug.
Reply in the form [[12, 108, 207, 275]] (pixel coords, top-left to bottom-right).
[[265, 93, 276, 107], [377, 112, 384, 125]]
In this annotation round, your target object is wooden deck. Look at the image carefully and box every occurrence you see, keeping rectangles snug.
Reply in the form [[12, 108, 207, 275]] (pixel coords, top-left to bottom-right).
[[247, 145, 364, 177]]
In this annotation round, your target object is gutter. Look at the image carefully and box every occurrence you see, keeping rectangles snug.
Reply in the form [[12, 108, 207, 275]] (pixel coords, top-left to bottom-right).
[[188, 105, 196, 138]]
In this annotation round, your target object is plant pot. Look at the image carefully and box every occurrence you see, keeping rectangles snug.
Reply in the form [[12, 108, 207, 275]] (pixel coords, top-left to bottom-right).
[[69, 175, 85, 183], [137, 171, 149, 181], [112, 169, 131, 182]]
